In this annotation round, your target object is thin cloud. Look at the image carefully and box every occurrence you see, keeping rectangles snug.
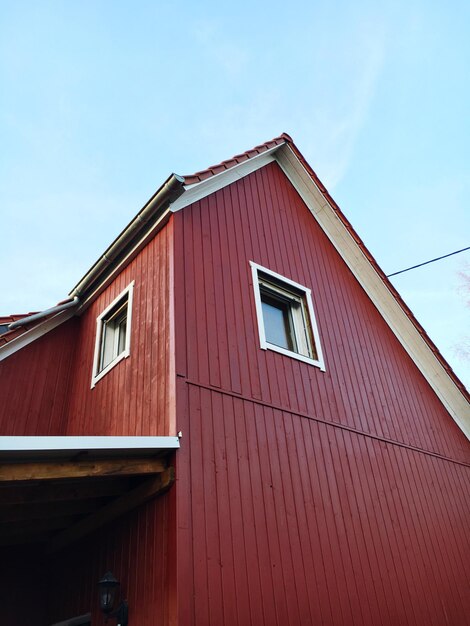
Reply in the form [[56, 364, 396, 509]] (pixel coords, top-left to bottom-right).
[[309, 28, 386, 189]]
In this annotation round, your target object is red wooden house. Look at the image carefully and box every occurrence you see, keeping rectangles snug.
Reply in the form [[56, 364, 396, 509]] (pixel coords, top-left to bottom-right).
[[0, 134, 469, 626]]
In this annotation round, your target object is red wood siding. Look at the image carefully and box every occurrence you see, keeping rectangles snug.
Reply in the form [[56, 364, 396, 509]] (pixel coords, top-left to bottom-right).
[[173, 162, 470, 625], [0, 220, 174, 438], [174, 161, 468, 462], [175, 383, 470, 626], [66, 220, 174, 436], [2, 492, 172, 626], [0, 317, 78, 435], [45, 493, 172, 626]]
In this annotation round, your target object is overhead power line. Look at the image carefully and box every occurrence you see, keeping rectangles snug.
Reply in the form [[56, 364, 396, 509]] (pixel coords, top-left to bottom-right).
[[387, 246, 470, 278]]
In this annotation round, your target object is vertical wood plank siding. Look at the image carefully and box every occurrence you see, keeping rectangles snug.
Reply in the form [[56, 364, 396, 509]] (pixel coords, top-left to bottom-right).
[[66, 220, 174, 436], [175, 384, 470, 626], [0, 318, 78, 435], [175, 162, 468, 461], [0, 221, 173, 438], [43, 492, 171, 626], [174, 162, 470, 625], [0, 223, 175, 624]]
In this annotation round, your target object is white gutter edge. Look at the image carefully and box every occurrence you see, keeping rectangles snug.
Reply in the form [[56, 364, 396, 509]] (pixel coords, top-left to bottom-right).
[[0, 435, 180, 452], [70, 174, 185, 298], [8, 296, 79, 330]]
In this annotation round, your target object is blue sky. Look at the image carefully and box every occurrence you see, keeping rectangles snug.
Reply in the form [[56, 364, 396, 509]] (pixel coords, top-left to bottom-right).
[[1, 0, 469, 387]]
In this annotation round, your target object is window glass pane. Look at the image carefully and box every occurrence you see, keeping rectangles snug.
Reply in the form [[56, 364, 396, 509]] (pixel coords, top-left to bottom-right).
[[117, 316, 127, 354], [100, 324, 115, 371], [261, 294, 295, 351]]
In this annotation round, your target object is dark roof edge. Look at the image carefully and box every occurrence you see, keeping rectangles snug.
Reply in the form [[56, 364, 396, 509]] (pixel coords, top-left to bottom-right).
[[69, 173, 185, 299]]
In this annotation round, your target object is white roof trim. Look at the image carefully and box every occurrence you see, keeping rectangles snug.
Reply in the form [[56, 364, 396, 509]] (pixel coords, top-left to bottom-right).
[[274, 144, 469, 439], [2, 141, 467, 438], [0, 435, 180, 452], [167, 140, 469, 438], [170, 145, 280, 212], [0, 309, 76, 362]]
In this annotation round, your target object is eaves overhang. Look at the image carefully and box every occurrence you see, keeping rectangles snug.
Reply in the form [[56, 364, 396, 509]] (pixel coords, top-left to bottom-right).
[[0, 436, 179, 553], [274, 141, 470, 438], [69, 173, 185, 305], [1, 134, 468, 438], [0, 175, 186, 360]]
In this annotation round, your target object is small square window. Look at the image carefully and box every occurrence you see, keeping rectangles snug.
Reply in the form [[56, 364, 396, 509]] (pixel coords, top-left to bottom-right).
[[91, 282, 134, 386], [250, 262, 325, 370]]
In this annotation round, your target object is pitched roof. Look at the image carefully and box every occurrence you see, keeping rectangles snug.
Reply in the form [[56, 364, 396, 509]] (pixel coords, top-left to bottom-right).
[[0, 313, 38, 325], [1, 134, 468, 434], [179, 134, 468, 404], [183, 134, 290, 185], [0, 313, 39, 345]]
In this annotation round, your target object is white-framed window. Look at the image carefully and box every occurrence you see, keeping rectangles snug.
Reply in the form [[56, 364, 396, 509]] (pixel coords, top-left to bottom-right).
[[91, 281, 134, 387], [250, 261, 325, 370]]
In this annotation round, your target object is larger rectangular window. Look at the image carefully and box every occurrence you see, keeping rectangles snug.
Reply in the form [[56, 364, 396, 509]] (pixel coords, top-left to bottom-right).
[[91, 281, 134, 387], [250, 262, 325, 370]]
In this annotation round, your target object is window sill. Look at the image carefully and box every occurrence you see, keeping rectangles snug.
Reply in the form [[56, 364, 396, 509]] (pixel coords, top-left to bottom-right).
[[262, 342, 326, 371], [91, 350, 129, 388]]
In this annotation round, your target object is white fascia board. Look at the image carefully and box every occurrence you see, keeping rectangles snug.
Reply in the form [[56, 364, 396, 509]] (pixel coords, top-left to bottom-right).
[[0, 309, 76, 362], [0, 211, 172, 362], [170, 145, 281, 212], [275, 144, 470, 439], [0, 436, 180, 452]]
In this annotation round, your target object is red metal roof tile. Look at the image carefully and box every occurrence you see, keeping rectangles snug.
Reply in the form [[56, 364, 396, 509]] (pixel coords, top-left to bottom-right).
[[182, 134, 288, 186], [0, 312, 46, 346], [0, 326, 29, 346], [0, 313, 38, 324]]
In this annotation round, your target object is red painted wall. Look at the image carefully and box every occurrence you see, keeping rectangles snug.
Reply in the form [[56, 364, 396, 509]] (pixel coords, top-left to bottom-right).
[[0, 491, 171, 626], [0, 223, 176, 624], [175, 384, 470, 625], [0, 317, 78, 435], [173, 161, 470, 625], [1, 159, 469, 625], [65, 219, 175, 436], [0, 220, 174, 439], [44, 492, 172, 626]]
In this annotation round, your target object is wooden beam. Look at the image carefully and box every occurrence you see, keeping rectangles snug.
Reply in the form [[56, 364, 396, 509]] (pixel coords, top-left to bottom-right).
[[0, 477, 131, 505], [45, 467, 175, 554], [0, 457, 166, 483]]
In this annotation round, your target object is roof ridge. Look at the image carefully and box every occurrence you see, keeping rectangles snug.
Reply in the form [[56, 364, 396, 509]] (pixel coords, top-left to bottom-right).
[[182, 134, 289, 186]]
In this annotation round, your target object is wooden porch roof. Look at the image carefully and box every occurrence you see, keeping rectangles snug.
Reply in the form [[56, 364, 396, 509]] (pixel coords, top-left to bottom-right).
[[0, 436, 179, 553]]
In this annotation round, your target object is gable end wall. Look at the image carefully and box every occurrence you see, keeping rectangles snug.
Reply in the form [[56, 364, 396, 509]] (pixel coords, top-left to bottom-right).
[[173, 161, 470, 626]]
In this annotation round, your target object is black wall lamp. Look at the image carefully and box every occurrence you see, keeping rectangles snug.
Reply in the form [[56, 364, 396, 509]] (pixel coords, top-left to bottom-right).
[[98, 572, 128, 626]]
